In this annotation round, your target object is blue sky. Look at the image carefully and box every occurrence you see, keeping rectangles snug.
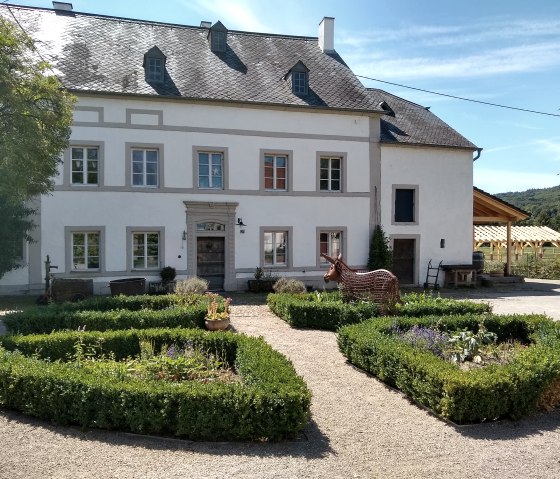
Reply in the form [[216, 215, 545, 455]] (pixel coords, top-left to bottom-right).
[[6, 0, 560, 194]]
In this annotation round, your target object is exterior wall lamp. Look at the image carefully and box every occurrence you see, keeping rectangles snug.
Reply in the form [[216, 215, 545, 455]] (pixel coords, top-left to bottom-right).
[[237, 218, 246, 234]]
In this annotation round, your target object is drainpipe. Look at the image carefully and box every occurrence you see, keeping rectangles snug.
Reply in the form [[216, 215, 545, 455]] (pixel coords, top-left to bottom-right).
[[473, 148, 482, 161]]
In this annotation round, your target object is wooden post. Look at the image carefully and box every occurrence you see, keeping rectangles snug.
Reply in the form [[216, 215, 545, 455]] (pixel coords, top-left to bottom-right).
[[506, 221, 512, 276]]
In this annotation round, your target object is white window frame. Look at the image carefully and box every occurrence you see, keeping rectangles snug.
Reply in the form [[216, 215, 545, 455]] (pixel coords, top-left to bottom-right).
[[260, 227, 293, 269], [131, 231, 160, 270], [64, 226, 105, 274], [71, 146, 99, 185], [264, 231, 287, 266], [317, 227, 347, 267], [64, 141, 104, 187], [319, 156, 342, 192], [316, 152, 346, 193], [125, 143, 163, 189], [132, 148, 159, 187], [263, 154, 288, 191], [198, 151, 223, 189], [71, 231, 101, 271], [192, 146, 229, 192]]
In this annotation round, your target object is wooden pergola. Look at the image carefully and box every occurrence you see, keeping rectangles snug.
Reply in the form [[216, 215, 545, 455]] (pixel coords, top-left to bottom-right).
[[473, 187, 530, 275], [474, 225, 560, 259]]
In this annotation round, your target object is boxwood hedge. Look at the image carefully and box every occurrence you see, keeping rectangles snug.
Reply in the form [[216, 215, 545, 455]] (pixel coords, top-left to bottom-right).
[[267, 292, 491, 331], [3, 300, 206, 334], [0, 328, 311, 441], [337, 314, 560, 424], [267, 293, 378, 331]]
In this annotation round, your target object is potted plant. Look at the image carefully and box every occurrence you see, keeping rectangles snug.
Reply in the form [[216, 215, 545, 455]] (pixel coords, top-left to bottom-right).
[[152, 266, 176, 294], [204, 293, 232, 331], [247, 267, 278, 293]]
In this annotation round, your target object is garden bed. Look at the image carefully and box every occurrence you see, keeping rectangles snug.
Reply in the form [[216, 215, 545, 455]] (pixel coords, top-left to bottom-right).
[[267, 291, 491, 331], [0, 328, 311, 441], [337, 313, 560, 424], [2, 294, 207, 334]]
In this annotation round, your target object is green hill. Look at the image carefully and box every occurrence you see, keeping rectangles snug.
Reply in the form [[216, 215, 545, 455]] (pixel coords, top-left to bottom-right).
[[495, 185, 560, 229]]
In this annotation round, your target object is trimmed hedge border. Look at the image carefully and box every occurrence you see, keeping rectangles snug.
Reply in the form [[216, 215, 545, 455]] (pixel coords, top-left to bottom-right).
[[267, 292, 491, 331], [0, 328, 311, 441], [337, 314, 560, 424], [267, 293, 378, 331], [3, 296, 207, 335], [395, 293, 491, 317]]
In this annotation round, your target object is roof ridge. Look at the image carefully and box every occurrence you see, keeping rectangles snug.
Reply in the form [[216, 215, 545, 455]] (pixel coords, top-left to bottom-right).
[[367, 87, 428, 110], [3, 3, 318, 41]]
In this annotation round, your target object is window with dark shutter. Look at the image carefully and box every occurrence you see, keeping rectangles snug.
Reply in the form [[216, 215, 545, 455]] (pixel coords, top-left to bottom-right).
[[395, 189, 415, 222]]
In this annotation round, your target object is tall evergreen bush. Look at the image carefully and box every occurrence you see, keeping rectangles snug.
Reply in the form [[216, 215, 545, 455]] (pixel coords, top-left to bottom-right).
[[367, 225, 393, 270]]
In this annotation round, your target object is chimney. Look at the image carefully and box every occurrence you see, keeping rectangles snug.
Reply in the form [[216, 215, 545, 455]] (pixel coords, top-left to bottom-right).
[[52, 1, 73, 11], [319, 17, 335, 53], [200, 21, 212, 28]]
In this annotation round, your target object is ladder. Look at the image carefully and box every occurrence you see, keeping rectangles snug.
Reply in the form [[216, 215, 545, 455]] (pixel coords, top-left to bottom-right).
[[423, 259, 442, 290]]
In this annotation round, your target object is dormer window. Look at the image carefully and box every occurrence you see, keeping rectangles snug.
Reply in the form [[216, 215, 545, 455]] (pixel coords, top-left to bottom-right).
[[208, 21, 228, 53], [378, 101, 395, 116], [143, 46, 166, 83], [286, 61, 309, 95]]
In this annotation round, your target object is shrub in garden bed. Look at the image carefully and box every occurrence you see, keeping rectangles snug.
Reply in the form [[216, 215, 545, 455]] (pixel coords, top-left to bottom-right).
[[3, 303, 207, 335], [0, 328, 311, 441], [396, 292, 491, 317], [267, 291, 490, 331], [267, 292, 378, 331], [337, 313, 560, 424], [42, 293, 204, 313]]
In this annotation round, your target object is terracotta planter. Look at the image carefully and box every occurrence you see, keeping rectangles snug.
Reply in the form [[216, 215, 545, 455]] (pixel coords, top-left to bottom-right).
[[205, 317, 231, 331]]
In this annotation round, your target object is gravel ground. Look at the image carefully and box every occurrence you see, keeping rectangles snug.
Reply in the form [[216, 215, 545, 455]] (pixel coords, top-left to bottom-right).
[[1, 288, 560, 478]]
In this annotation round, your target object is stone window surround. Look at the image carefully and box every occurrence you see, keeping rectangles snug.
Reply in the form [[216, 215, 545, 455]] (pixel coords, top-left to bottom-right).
[[125, 142, 164, 189], [316, 151, 347, 193], [64, 226, 106, 274], [392, 184, 419, 225], [63, 140, 105, 188], [259, 148, 293, 192], [260, 226, 294, 269], [126, 226, 165, 272], [192, 146, 229, 192], [316, 226, 347, 268]]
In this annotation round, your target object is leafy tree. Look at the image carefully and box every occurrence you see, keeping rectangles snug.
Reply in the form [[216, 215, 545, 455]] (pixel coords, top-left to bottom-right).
[[0, 194, 34, 276], [0, 18, 75, 278], [367, 225, 393, 270]]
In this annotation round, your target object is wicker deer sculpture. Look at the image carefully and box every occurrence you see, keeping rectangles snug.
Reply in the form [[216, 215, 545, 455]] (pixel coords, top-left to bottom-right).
[[321, 253, 400, 314]]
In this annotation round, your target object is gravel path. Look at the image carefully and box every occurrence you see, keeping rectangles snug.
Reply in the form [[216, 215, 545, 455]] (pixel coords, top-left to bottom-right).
[[1, 293, 560, 478]]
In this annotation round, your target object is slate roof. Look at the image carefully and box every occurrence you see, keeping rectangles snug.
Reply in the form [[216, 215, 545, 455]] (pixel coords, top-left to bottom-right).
[[1, 4, 478, 150], [0, 4, 382, 112], [367, 89, 478, 150]]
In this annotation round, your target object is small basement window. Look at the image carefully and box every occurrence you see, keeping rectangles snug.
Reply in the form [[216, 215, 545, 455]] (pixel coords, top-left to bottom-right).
[[143, 46, 166, 83]]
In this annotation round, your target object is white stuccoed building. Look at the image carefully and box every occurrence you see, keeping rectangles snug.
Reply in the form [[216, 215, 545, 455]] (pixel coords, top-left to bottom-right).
[[0, 3, 478, 294]]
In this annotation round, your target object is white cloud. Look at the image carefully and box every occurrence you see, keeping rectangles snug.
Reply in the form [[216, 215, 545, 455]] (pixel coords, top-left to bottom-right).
[[349, 41, 560, 80]]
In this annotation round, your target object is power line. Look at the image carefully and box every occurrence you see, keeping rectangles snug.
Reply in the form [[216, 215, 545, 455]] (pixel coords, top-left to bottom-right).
[[356, 74, 560, 118]]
